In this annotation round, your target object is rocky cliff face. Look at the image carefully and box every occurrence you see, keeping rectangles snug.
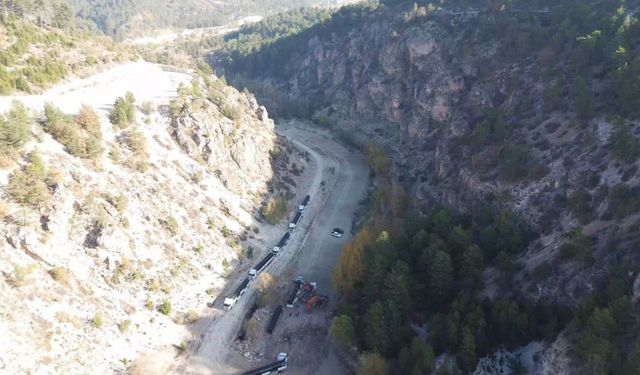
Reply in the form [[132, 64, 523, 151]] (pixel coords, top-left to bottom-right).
[[0, 73, 288, 373], [232, 5, 640, 308]]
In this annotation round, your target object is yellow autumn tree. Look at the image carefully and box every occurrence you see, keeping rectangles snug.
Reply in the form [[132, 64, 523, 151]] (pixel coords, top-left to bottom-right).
[[332, 225, 376, 294]]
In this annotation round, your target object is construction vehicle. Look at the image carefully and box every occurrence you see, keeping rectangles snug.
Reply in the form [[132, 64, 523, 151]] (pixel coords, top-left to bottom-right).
[[289, 212, 303, 232], [249, 252, 275, 278], [266, 305, 283, 334], [298, 195, 310, 211], [242, 353, 288, 375], [306, 295, 329, 311], [298, 281, 317, 305], [223, 278, 249, 310], [272, 232, 290, 254], [285, 276, 304, 308]]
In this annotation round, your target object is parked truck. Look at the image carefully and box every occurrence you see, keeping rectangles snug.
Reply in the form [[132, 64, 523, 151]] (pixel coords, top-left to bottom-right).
[[249, 252, 275, 278], [272, 232, 290, 254], [285, 276, 304, 308], [266, 305, 283, 334], [289, 211, 303, 232], [223, 277, 250, 310], [298, 195, 311, 211], [242, 353, 288, 375]]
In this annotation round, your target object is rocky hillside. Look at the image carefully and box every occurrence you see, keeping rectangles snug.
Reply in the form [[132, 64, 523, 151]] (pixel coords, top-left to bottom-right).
[[0, 67, 298, 373], [213, 2, 640, 373], [220, 0, 640, 306]]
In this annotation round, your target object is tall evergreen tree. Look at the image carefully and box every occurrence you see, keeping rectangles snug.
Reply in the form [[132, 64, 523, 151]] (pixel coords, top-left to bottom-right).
[[458, 327, 477, 372], [365, 302, 388, 353], [427, 250, 453, 304]]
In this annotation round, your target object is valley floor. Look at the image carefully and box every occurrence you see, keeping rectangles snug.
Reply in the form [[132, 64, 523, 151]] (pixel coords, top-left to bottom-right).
[[180, 121, 370, 375]]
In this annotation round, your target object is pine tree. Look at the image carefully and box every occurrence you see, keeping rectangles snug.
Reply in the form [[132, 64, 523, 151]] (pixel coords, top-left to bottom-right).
[[428, 250, 453, 303], [574, 76, 596, 119], [8, 151, 50, 208], [459, 244, 484, 284], [383, 261, 411, 315], [410, 337, 435, 374], [1, 100, 30, 149], [458, 327, 477, 372], [365, 302, 388, 353], [383, 300, 402, 352]]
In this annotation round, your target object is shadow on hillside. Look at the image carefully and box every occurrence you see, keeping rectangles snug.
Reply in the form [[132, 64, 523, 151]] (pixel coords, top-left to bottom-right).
[[179, 128, 312, 375]]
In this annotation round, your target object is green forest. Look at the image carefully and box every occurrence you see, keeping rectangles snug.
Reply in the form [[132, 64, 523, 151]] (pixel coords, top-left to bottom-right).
[[68, 0, 342, 38], [329, 148, 640, 374], [215, 0, 640, 119]]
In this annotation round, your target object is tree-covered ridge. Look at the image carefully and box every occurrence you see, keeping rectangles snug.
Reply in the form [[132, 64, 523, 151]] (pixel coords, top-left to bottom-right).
[[0, 5, 135, 94], [212, 2, 380, 77], [331, 189, 556, 373], [217, 7, 333, 63], [217, 0, 640, 119], [66, 0, 346, 38], [332, 168, 640, 374]]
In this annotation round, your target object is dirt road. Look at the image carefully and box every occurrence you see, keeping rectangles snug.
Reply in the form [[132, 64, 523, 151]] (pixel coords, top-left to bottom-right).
[[183, 121, 369, 374], [0, 61, 190, 116]]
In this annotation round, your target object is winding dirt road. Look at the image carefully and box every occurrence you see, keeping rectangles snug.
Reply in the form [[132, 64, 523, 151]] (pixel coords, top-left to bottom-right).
[[182, 121, 369, 375]]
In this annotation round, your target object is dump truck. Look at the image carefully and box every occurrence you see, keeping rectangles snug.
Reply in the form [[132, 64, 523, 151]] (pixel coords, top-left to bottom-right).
[[272, 232, 290, 254], [249, 252, 275, 278], [285, 276, 304, 308], [266, 305, 283, 334], [242, 353, 288, 375], [298, 195, 311, 211], [223, 277, 249, 310], [289, 211, 303, 232]]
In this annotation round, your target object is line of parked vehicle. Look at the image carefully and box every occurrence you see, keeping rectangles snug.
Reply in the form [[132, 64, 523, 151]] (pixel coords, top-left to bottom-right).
[[223, 195, 311, 311], [234, 195, 313, 374]]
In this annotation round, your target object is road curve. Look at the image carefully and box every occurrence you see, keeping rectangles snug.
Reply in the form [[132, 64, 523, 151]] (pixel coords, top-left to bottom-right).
[[182, 121, 369, 375]]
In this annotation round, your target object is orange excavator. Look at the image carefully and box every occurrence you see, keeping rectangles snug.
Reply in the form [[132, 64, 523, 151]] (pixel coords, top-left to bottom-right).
[[306, 294, 328, 311]]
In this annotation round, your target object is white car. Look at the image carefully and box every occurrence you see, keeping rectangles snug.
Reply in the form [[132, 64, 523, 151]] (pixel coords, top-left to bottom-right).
[[331, 228, 344, 238]]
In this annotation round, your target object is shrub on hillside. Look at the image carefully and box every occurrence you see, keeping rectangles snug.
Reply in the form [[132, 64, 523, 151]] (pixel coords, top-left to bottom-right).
[[42, 103, 103, 160], [0, 101, 31, 161], [608, 183, 640, 219], [109, 92, 136, 128], [117, 127, 149, 171], [48, 266, 69, 283], [118, 128, 147, 155], [159, 300, 172, 315], [140, 101, 155, 115], [118, 319, 131, 333], [261, 197, 288, 225], [559, 227, 594, 263], [568, 190, 595, 224], [221, 103, 240, 120], [91, 313, 104, 328], [0, 101, 30, 148], [8, 152, 52, 208], [161, 215, 179, 235], [499, 144, 533, 181], [609, 120, 639, 163]]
